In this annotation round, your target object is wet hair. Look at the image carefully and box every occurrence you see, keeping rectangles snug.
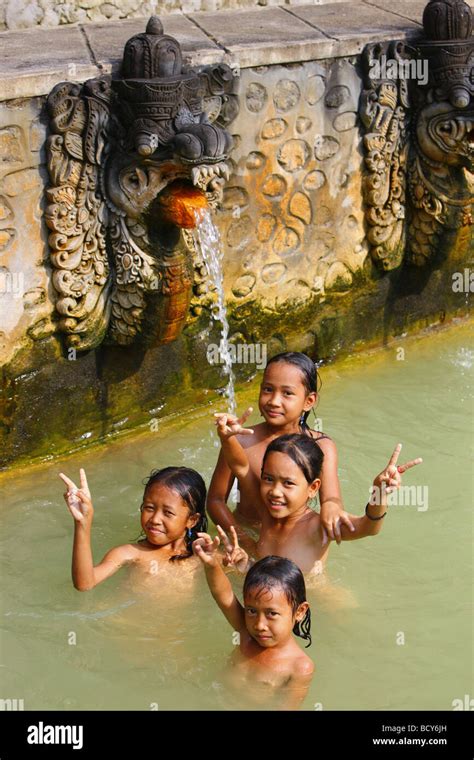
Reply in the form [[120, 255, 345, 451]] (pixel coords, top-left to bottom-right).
[[141, 466, 207, 562], [243, 556, 312, 647], [262, 433, 324, 484], [264, 352, 321, 431]]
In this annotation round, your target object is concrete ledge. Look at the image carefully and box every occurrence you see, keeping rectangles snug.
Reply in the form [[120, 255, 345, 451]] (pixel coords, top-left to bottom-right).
[[1, 1, 471, 100]]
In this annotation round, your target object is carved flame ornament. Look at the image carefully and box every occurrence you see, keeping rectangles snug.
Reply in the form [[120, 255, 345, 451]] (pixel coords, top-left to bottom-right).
[[360, 0, 473, 270], [45, 16, 238, 350]]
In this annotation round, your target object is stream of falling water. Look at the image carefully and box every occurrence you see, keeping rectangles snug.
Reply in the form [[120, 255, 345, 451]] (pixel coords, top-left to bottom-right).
[[193, 210, 236, 414]]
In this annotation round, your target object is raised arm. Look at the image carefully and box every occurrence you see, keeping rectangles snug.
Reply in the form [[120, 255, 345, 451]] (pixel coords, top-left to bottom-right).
[[214, 407, 254, 480], [60, 469, 131, 591], [338, 444, 423, 541], [193, 533, 246, 633]]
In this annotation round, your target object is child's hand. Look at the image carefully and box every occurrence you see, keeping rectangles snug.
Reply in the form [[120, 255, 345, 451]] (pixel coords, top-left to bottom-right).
[[193, 532, 221, 566], [214, 407, 254, 440], [371, 444, 423, 503], [59, 469, 93, 524], [217, 525, 249, 573], [320, 503, 356, 546]]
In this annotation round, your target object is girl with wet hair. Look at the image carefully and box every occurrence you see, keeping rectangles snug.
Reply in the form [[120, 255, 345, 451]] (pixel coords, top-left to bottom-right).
[[59, 465, 211, 590], [207, 351, 355, 547], [193, 530, 314, 709], [213, 428, 422, 574]]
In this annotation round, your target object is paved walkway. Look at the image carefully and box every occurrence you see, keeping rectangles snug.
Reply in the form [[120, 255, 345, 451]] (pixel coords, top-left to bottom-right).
[[1, 1, 473, 100]]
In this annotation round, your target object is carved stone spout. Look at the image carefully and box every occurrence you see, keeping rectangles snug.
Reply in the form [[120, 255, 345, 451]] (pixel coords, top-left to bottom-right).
[[45, 16, 238, 350], [360, 0, 473, 270]]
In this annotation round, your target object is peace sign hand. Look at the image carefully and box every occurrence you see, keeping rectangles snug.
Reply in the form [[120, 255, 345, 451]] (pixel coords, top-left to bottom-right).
[[193, 532, 221, 567], [59, 469, 93, 524], [214, 407, 254, 440], [217, 525, 249, 573], [371, 444, 423, 504]]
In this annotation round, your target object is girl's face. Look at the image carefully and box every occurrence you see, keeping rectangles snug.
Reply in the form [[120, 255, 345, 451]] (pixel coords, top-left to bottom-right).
[[244, 583, 309, 648], [260, 450, 320, 519], [259, 362, 316, 428], [140, 482, 198, 546]]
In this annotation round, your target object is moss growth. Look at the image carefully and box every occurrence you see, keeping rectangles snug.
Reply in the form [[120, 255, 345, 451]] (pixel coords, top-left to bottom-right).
[[0, 251, 472, 470]]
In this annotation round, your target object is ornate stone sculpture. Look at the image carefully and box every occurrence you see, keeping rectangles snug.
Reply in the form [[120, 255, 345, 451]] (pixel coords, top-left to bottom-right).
[[45, 16, 238, 350], [360, 0, 473, 270]]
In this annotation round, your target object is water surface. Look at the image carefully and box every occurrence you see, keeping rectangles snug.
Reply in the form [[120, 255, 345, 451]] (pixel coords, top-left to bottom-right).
[[1, 321, 472, 710]]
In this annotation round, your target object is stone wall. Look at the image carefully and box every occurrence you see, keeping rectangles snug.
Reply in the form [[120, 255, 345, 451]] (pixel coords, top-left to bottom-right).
[[0, 97, 52, 369], [222, 60, 366, 311], [0, 0, 348, 31], [0, 2, 472, 467]]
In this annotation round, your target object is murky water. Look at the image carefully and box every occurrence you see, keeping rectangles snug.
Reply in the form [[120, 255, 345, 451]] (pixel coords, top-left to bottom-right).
[[1, 321, 472, 710]]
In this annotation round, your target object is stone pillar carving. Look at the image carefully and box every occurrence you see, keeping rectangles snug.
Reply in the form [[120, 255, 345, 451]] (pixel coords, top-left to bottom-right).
[[360, 0, 473, 270]]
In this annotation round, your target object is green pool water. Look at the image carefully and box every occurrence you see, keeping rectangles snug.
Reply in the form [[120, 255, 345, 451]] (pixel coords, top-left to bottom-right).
[[1, 320, 472, 710]]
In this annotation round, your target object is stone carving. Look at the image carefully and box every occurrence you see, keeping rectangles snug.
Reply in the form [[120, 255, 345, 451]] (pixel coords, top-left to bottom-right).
[[408, 0, 473, 265], [45, 16, 238, 350], [360, 0, 473, 270]]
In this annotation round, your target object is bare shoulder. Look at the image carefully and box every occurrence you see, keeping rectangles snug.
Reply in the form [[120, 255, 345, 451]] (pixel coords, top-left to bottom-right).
[[293, 652, 315, 677], [237, 421, 268, 450], [308, 430, 338, 455], [110, 542, 143, 564]]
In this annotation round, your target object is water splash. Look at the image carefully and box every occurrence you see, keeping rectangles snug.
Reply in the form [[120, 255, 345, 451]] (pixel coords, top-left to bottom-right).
[[193, 210, 236, 413]]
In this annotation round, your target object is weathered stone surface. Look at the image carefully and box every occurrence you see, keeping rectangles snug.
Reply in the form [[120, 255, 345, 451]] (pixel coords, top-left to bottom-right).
[[1, 169, 41, 196], [261, 173, 287, 197], [0, 127, 24, 164], [257, 213, 277, 242], [273, 79, 300, 112], [261, 262, 286, 284], [277, 139, 311, 173], [289, 2, 422, 41], [189, 7, 334, 67], [23, 287, 46, 309], [246, 82, 268, 112], [27, 318, 55, 340], [289, 191, 312, 225], [246, 151, 266, 170], [261, 118, 288, 140], [232, 273, 256, 297], [0, 25, 99, 100], [0, 3, 429, 99], [333, 111, 357, 132], [363, 0, 435, 24], [303, 170, 326, 191], [314, 135, 340, 161], [83, 15, 224, 73], [324, 261, 353, 291], [0, 228, 16, 251], [3, 0, 417, 33]]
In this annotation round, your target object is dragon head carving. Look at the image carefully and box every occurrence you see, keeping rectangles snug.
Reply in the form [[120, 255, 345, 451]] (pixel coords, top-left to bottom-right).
[[45, 16, 238, 350]]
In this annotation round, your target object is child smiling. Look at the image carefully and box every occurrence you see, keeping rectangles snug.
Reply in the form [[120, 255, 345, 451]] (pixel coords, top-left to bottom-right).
[[212, 416, 422, 574]]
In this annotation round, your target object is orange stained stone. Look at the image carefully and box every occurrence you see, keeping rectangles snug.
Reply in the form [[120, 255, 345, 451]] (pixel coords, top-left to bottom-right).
[[156, 181, 208, 228]]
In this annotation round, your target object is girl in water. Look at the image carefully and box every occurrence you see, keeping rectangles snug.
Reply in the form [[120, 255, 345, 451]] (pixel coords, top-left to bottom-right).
[[60, 466, 209, 590], [213, 421, 422, 574], [207, 352, 354, 544], [193, 538, 314, 710]]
